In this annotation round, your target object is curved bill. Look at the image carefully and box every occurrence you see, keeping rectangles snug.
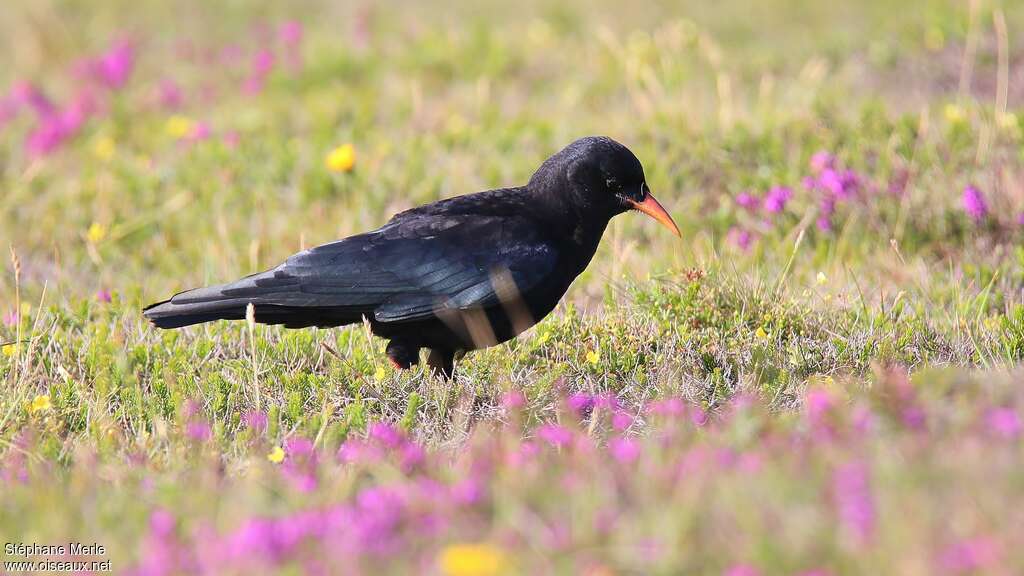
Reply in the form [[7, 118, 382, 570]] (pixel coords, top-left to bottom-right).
[[629, 193, 681, 237]]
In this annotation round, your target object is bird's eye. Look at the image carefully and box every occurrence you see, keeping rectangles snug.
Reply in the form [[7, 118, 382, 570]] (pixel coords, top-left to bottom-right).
[[605, 177, 618, 189]]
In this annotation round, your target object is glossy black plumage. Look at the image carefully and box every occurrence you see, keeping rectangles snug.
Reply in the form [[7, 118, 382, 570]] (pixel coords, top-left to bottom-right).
[[144, 136, 678, 376]]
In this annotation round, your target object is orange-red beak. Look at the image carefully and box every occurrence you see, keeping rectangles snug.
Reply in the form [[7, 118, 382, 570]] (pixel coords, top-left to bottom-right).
[[629, 193, 681, 237]]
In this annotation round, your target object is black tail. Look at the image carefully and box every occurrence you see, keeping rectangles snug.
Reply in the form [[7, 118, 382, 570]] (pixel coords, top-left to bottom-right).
[[143, 280, 367, 330]]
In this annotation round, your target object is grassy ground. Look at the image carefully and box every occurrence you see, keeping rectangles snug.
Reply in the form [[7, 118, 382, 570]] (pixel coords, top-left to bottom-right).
[[2, 0, 1024, 573]]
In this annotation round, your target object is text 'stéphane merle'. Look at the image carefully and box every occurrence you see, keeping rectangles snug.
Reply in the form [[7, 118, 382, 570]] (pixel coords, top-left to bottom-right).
[[144, 136, 680, 376]]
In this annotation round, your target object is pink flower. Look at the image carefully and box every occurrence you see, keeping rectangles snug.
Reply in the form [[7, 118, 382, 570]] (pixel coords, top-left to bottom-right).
[[725, 564, 760, 576], [95, 40, 136, 89], [243, 410, 268, 433], [222, 131, 241, 149], [10, 82, 55, 117], [810, 150, 835, 173], [985, 407, 1021, 440], [611, 410, 633, 431], [567, 392, 594, 414], [189, 122, 211, 142], [186, 420, 212, 442], [3, 310, 17, 327], [962, 185, 988, 222], [762, 185, 792, 214], [734, 192, 758, 210], [158, 80, 183, 109], [501, 391, 526, 410], [537, 423, 573, 447], [727, 227, 753, 251], [831, 460, 875, 544], [280, 21, 303, 46], [938, 536, 1000, 574], [96, 289, 112, 303], [608, 437, 640, 463]]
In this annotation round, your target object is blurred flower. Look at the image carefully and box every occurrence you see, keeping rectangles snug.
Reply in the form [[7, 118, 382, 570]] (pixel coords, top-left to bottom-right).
[[608, 437, 640, 463], [87, 222, 108, 244], [166, 115, 195, 139], [567, 392, 594, 413], [938, 536, 1000, 574], [944, 104, 966, 124], [2, 343, 19, 357], [831, 460, 875, 544], [25, 117, 69, 157], [734, 192, 757, 210], [96, 289, 113, 303], [186, 420, 212, 442], [439, 543, 507, 576], [762, 185, 792, 214], [985, 407, 1021, 440], [11, 82, 55, 117], [188, 122, 211, 142], [158, 79, 183, 109], [243, 410, 268, 433], [961, 185, 987, 222], [727, 227, 752, 251], [94, 40, 136, 89], [537, 424, 573, 447], [586, 349, 600, 365], [500, 391, 525, 410], [810, 150, 835, 173], [816, 272, 827, 285], [92, 135, 116, 161], [2, 310, 17, 327], [267, 446, 285, 464], [29, 394, 51, 414], [724, 565, 760, 576], [325, 143, 356, 173]]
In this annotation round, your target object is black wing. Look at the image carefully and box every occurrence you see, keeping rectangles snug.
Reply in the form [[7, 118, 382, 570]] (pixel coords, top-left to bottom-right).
[[145, 210, 558, 329]]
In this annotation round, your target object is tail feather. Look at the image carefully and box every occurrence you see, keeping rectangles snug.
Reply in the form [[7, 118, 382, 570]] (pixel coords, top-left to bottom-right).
[[143, 279, 368, 329]]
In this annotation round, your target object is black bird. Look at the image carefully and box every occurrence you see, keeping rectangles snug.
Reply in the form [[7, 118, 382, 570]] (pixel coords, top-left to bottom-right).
[[144, 136, 679, 376]]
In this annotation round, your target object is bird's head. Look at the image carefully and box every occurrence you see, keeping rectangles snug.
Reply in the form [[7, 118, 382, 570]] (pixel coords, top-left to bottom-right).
[[530, 136, 680, 237]]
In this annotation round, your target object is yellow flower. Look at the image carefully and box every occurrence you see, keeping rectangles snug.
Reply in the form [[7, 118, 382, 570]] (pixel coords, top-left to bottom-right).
[[2, 343, 18, 357], [816, 272, 827, 286], [166, 115, 195, 139], [267, 446, 285, 464], [30, 394, 51, 414], [944, 104, 965, 125], [92, 136, 116, 161], [439, 543, 507, 576], [87, 222, 107, 244], [536, 331, 551, 346], [374, 365, 387, 380], [325, 143, 356, 173], [755, 326, 768, 340], [586, 349, 600, 365], [924, 27, 945, 52]]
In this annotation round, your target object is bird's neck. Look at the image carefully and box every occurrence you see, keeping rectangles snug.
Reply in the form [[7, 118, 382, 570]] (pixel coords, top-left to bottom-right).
[[525, 186, 612, 275]]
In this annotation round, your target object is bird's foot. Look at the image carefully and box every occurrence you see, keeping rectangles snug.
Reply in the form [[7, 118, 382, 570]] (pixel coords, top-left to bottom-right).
[[386, 340, 419, 370], [426, 348, 456, 379]]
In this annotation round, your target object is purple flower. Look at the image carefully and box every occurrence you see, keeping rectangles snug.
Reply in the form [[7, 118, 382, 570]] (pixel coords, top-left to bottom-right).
[[25, 116, 69, 157], [243, 410, 268, 433], [985, 407, 1021, 440], [608, 437, 640, 463], [831, 460, 875, 544], [368, 422, 403, 448], [10, 82, 55, 117], [611, 410, 633, 431], [567, 392, 594, 414], [158, 80, 183, 109], [3, 309, 17, 327], [189, 122, 211, 142], [501, 391, 526, 410], [280, 21, 303, 46], [810, 150, 835, 173], [762, 185, 792, 214], [95, 40, 136, 89], [537, 423, 573, 447], [186, 420, 212, 442], [725, 564, 760, 576], [734, 192, 758, 210], [962, 185, 988, 222], [96, 289, 112, 303], [727, 227, 753, 251], [938, 536, 1000, 574]]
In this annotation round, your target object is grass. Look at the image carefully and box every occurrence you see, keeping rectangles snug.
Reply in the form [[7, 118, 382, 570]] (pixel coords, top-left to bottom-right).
[[1, 0, 1024, 573]]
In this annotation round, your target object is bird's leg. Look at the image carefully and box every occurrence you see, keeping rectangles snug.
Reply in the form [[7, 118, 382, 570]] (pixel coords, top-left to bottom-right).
[[386, 340, 420, 370], [426, 348, 456, 378]]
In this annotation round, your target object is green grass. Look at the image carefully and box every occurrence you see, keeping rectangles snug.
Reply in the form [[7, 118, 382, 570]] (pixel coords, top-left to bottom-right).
[[1, 0, 1024, 573]]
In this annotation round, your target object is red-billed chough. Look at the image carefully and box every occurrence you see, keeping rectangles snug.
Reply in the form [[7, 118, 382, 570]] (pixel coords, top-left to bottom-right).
[[144, 136, 679, 376]]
